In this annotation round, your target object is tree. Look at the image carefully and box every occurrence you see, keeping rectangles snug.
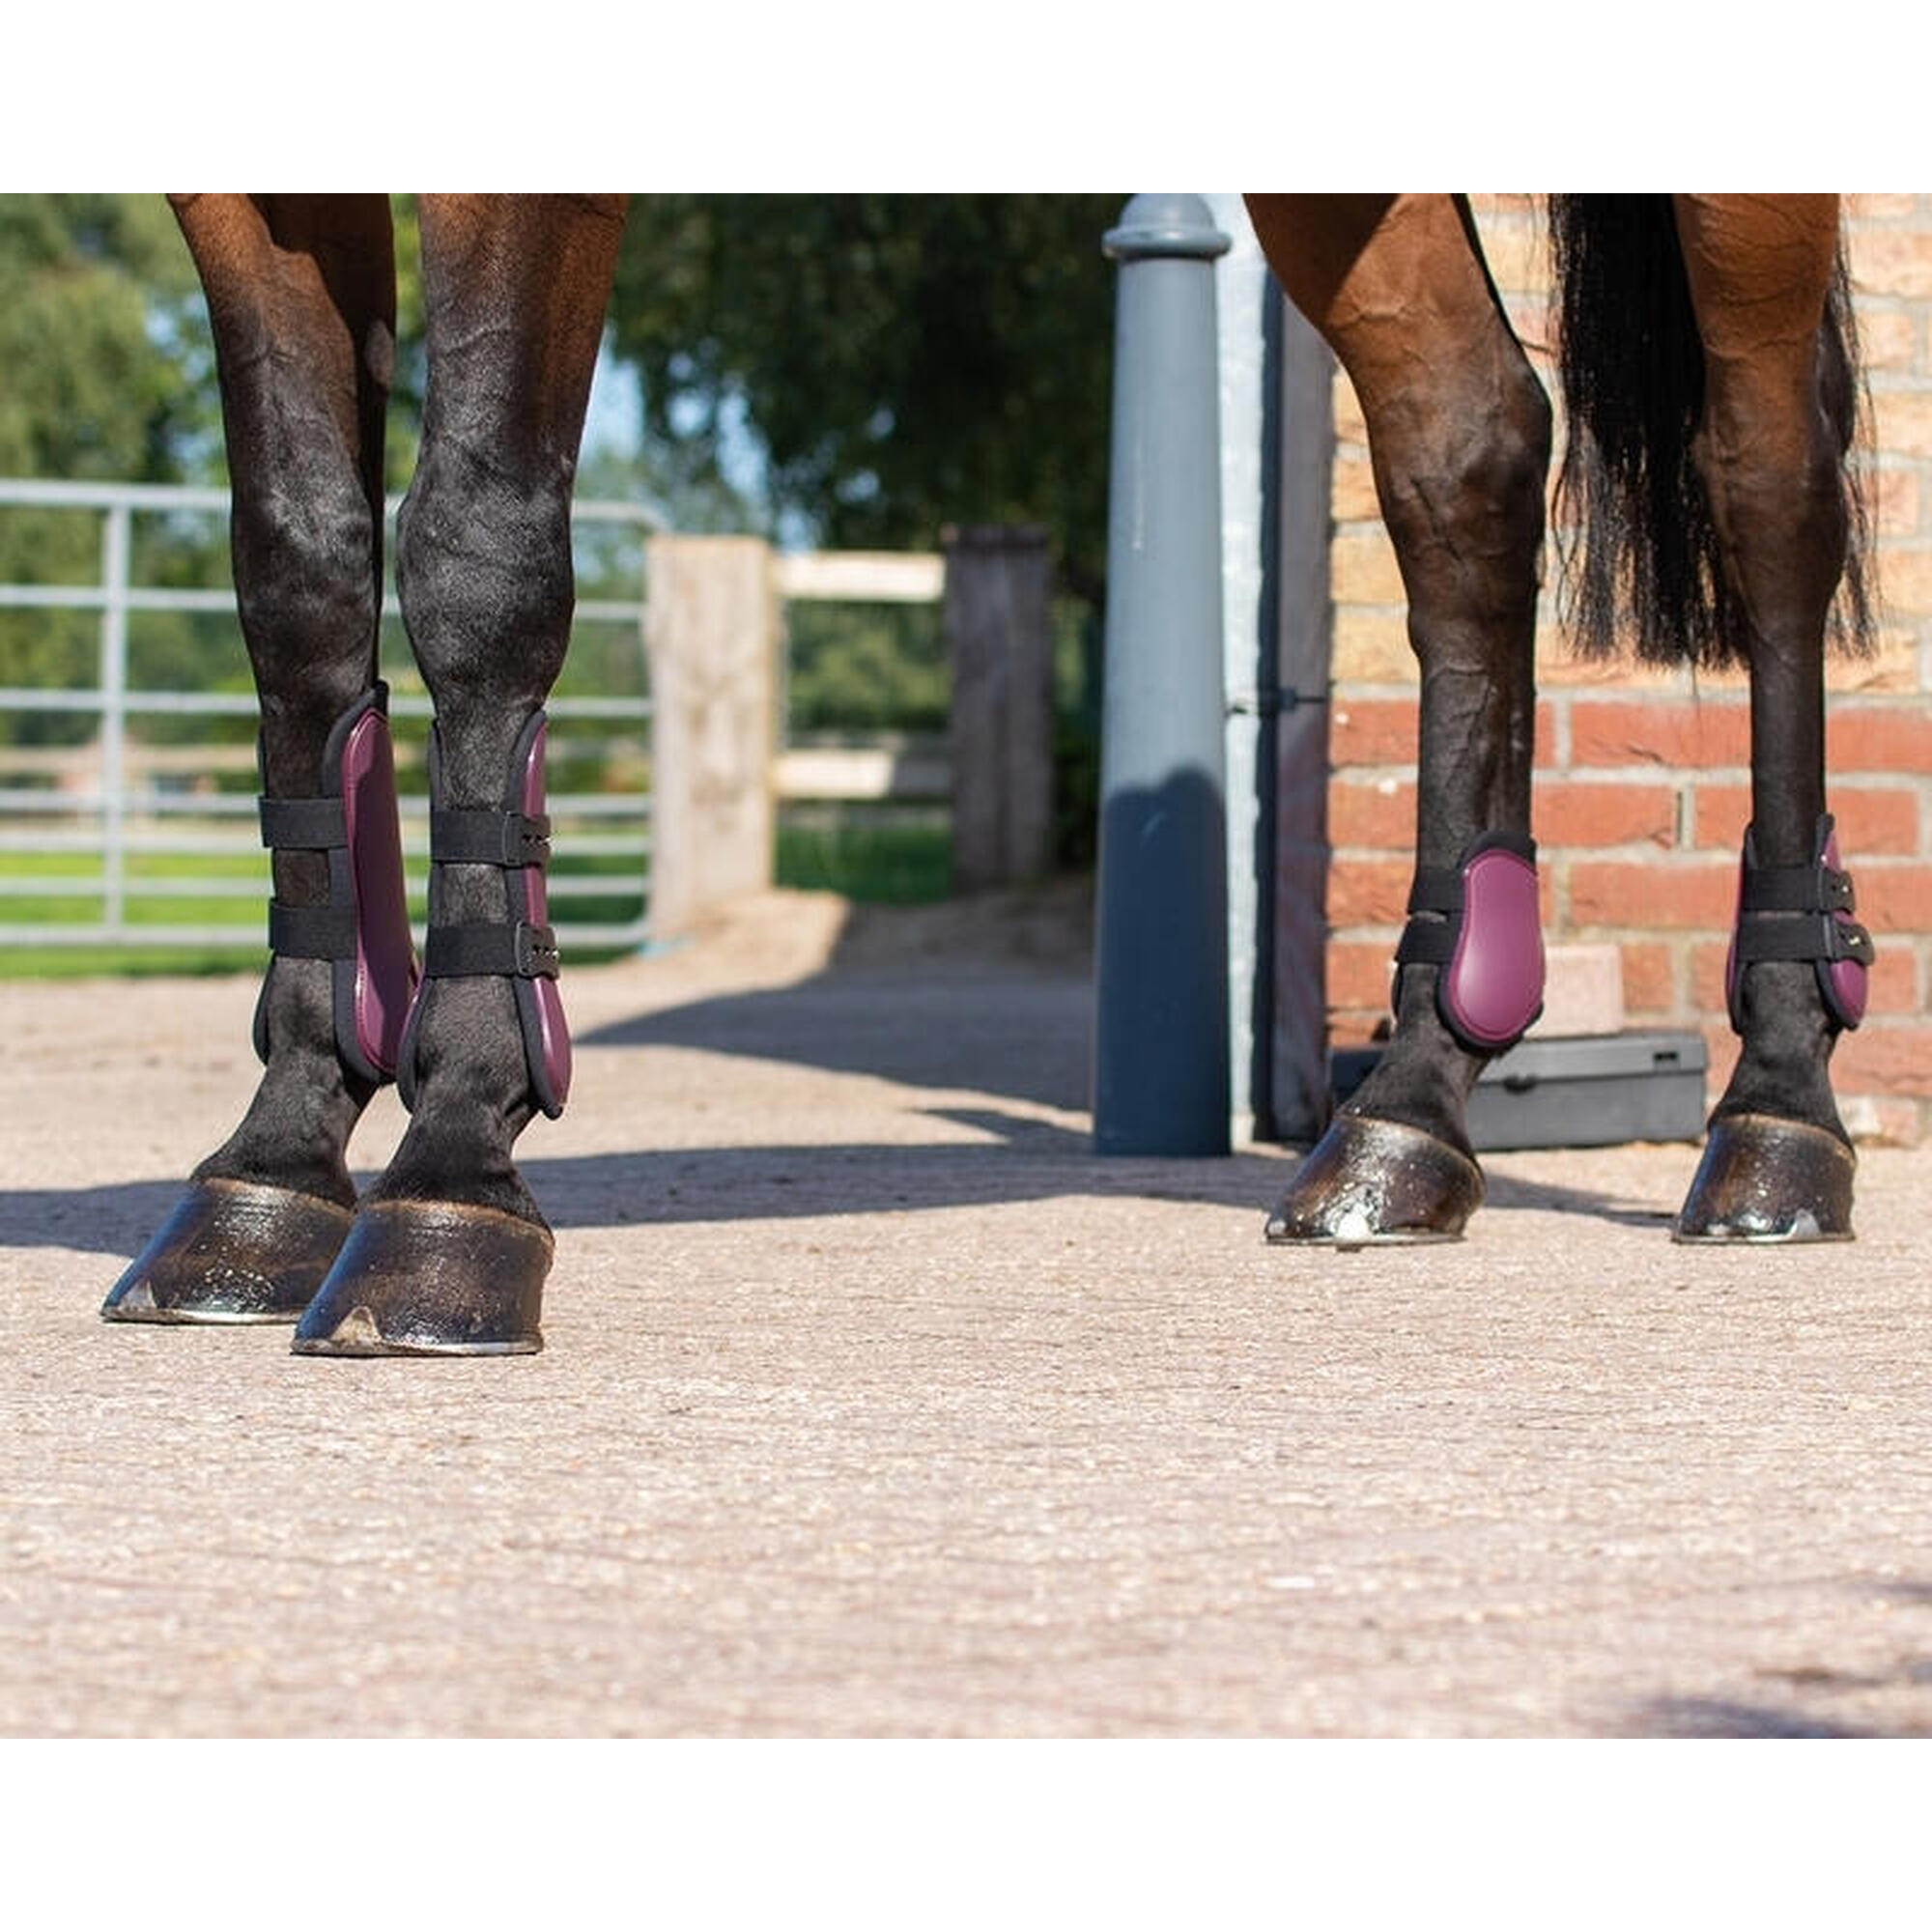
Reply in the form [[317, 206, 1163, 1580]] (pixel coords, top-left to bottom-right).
[[0, 195, 225, 742], [608, 195, 1121, 604]]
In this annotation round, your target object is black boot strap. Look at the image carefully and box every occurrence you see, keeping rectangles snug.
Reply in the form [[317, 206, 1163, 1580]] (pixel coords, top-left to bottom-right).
[[268, 900, 356, 960], [422, 920, 559, 980], [259, 796, 348, 851], [1741, 860, 1855, 916], [430, 808, 552, 867], [1735, 911, 1874, 969], [1394, 918, 1458, 967]]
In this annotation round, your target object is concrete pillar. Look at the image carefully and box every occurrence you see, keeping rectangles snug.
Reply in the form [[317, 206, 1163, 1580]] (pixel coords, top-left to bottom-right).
[[643, 533, 780, 936], [944, 523, 1054, 892], [1093, 193, 1232, 1157]]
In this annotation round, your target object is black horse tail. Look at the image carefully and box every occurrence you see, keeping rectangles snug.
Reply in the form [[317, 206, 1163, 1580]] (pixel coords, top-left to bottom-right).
[[1548, 193, 1874, 667]]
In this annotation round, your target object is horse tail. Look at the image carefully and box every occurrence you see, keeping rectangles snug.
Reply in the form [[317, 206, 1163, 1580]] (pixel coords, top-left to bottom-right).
[[1548, 193, 1873, 667]]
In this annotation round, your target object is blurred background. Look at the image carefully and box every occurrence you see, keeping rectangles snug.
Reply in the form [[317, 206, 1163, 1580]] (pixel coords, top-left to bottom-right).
[[0, 192, 1121, 974]]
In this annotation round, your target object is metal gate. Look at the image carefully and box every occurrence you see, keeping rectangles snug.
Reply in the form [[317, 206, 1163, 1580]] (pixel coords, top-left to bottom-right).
[[0, 478, 659, 952]]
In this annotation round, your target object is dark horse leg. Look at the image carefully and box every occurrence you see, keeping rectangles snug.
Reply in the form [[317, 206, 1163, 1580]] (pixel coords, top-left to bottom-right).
[[104, 195, 401, 1321], [1245, 194, 1550, 1241], [293, 193, 627, 1354], [1672, 195, 1864, 1240]]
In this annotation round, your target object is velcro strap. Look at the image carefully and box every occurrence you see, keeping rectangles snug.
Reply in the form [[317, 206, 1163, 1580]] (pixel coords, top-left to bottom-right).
[[422, 920, 560, 980], [1742, 862, 1855, 916], [268, 899, 356, 959], [1406, 868, 1463, 916], [259, 796, 347, 851], [430, 808, 552, 867], [1394, 916, 1458, 967], [1735, 911, 1875, 968]]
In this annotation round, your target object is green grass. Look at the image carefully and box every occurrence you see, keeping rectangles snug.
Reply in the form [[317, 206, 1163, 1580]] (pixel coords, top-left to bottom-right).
[[0, 847, 649, 978], [0, 816, 952, 977], [776, 814, 952, 905]]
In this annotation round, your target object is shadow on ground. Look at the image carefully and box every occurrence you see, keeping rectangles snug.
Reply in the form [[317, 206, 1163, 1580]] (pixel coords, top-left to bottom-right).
[[2, 1107, 1288, 1258], [1481, 1168, 1682, 1229], [581, 976, 1094, 1112], [1623, 1578, 1932, 1736]]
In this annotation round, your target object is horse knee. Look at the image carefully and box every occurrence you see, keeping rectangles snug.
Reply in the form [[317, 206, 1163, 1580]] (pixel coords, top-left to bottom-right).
[[395, 440, 575, 711], [231, 456, 380, 721]]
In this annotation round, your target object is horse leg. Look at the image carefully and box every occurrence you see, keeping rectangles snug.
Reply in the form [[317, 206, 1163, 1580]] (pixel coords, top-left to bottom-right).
[[104, 194, 404, 1322], [293, 193, 626, 1356], [1245, 194, 1550, 1242], [1671, 195, 1866, 1241]]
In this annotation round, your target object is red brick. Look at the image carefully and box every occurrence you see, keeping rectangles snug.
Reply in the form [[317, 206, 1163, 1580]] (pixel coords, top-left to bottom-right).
[[1871, 466, 1920, 533], [1327, 856, 1412, 926], [1532, 779, 1677, 848], [1532, 697, 1562, 770], [1329, 697, 1419, 768], [1877, 545, 1932, 618], [1619, 941, 1678, 1017], [1849, 231, 1932, 299], [1824, 628, 1920, 696], [1568, 858, 1736, 931], [1849, 861, 1932, 930], [1827, 707, 1932, 776], [1833, 1022, 1932, 1098], [1693, 781, 1919, 855], [1332, 526, 1405, 605], [1871, 391, 1932, 458], [1332, 452, 1381, 523], [1333, 371, 1366, 446], [1536, 627, 1681, 689], [1702, 1023, 1741, 1097], [1325, 941, 1396, 1009], [1846, 194, 1919, 220], [1327, 777, 1415, 851], [1860, 311, 1918, 374], [1690, 937, 1918, 1015], [1568, 697, 1751, 770], [1324, 1005, 1387, 1047], [1332, 609, 1415, 684]]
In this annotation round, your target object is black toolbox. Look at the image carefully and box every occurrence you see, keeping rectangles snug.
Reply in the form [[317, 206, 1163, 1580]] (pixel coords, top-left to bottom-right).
[[1328, 1030, 1709, 1151]]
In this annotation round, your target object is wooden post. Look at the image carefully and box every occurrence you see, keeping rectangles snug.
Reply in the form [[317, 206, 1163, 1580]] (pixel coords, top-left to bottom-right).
[[643, 534, 780, 936], [943, 523, 1054, 893]]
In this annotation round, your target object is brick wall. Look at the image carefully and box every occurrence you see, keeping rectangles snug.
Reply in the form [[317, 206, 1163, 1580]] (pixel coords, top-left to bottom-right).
[[1323, 194, 1932, 1143]]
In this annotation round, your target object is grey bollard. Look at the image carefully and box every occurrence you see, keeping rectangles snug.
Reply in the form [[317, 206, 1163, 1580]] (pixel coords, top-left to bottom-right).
[[1093, 194, 1232, 1157]]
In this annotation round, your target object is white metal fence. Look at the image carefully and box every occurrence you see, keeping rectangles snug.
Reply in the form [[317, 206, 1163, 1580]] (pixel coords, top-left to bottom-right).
[[0, 478, 660, 951]]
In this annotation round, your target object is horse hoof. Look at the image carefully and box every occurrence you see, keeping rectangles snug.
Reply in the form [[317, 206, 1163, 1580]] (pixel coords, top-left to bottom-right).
[[291, 1199, 551, 1355], [1264, 1113, 1484, 1246], [102, 1178, 355, 1324], [1673, 1112, 1856, 1243]]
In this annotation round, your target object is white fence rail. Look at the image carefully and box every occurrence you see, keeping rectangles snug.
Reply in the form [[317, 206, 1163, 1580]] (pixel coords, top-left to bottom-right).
[[0, 479, 660, 950]]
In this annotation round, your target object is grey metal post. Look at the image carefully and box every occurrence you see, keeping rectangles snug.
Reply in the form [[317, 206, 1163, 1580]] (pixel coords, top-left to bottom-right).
[[1093, 194, 1232, 1156]]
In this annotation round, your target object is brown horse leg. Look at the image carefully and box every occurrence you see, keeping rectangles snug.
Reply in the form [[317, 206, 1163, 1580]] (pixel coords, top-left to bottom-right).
[[104, 194, 398, 1323], [1671, 195, 1861, 1240], [1245, 195, 1550, 1242], [293, 193, 627, 1355]]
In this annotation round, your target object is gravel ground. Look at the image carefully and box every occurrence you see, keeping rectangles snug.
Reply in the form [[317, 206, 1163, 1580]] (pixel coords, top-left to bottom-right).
[[7, 888, 1932, 1737]]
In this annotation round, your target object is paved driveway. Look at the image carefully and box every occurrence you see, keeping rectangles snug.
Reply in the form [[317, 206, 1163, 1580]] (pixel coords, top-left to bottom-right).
[[7, 892, 1932, 1735]]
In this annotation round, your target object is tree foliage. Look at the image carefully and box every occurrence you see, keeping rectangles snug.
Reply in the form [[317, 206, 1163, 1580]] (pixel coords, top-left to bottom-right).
[[609, 195, 1122, 602]]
